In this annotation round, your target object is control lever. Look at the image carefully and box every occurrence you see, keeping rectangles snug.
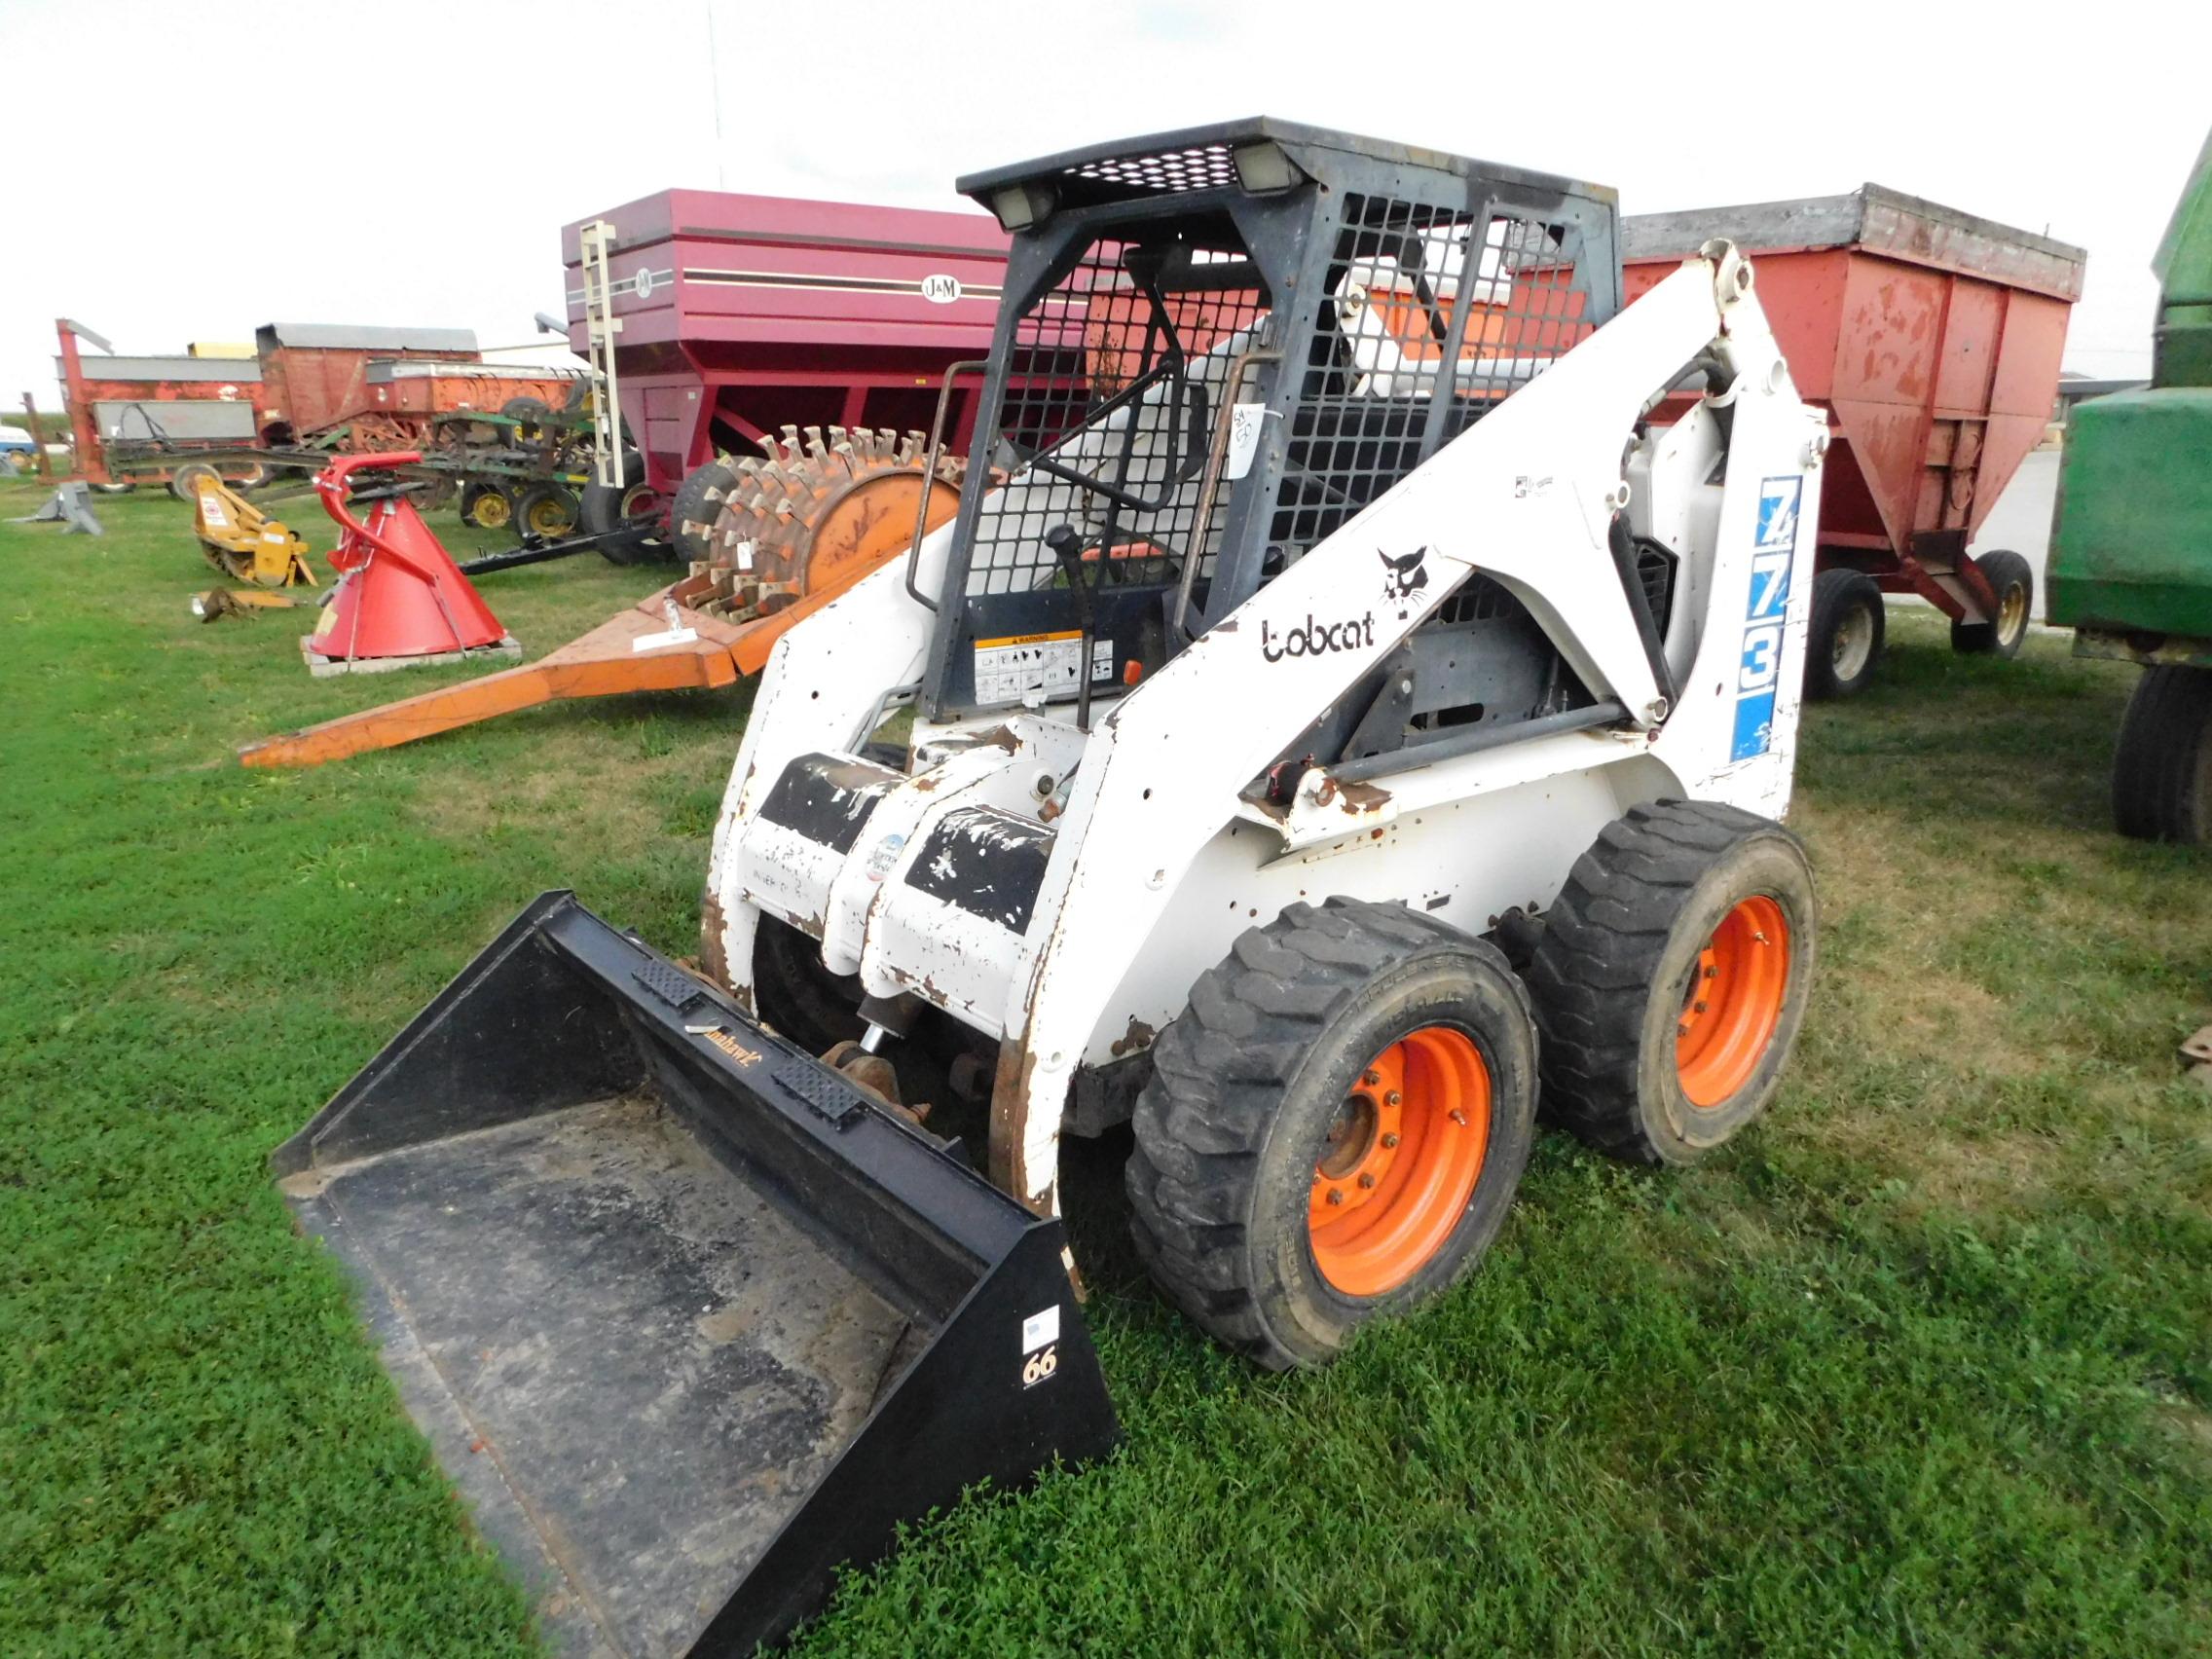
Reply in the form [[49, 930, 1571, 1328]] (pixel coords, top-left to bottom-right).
[[1047, 524, 1098, 732]]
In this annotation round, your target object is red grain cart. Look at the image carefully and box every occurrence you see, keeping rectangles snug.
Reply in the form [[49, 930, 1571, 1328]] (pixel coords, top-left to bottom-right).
[[558, 189, 1010, 499], [354, 360, 588, 448], [253, 323, 484, 446], [1624, 186, 2083, 695], [55, 321, 265, 490]]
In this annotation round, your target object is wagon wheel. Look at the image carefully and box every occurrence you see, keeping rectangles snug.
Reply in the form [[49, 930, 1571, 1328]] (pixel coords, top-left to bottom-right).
[[690, 426, 965, 621]]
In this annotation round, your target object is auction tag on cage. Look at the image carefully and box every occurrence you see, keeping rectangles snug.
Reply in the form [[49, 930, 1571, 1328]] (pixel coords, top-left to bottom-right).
[[973, 631, 1113, 705], [1225, 401, 1269, 481]]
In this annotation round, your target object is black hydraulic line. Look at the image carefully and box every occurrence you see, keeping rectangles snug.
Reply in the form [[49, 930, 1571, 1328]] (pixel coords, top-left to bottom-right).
[[1607, 513, 1677, 708]]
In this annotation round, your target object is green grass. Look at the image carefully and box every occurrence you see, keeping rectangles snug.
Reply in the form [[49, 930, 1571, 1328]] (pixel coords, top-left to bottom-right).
[[2, 483, 2207, 1656]]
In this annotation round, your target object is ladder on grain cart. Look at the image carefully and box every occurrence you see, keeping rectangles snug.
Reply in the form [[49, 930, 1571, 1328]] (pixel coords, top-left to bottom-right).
[[577, 219, 624, 489]]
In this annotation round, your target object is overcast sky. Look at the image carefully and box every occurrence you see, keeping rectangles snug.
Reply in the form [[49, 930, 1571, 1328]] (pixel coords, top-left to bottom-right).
[[1, 0, 2199, 406]]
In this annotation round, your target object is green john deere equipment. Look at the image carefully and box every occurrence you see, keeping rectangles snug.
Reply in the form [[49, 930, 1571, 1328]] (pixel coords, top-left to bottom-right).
[[2048, 125, 2212, 841]]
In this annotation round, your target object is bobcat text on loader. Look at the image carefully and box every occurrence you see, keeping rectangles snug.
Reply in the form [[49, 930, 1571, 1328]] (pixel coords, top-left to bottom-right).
[[276, 119, 1828, 1656]]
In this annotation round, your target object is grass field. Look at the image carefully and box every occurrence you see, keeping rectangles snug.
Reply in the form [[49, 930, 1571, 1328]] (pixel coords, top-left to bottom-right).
[[3, 481, 2207, 1657]]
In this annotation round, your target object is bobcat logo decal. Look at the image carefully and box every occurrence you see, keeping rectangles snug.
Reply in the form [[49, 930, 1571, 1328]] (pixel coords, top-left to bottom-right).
[[1380, 546, 1430, 604]]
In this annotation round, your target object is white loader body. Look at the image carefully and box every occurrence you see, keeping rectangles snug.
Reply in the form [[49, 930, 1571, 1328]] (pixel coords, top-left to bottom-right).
[[703, 245, 1825, 1215]]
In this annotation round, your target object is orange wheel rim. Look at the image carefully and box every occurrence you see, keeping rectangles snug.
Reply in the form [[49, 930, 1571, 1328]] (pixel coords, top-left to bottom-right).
[[1309, 1025, 1491, 1297], [1675, 896, 1790, 1108]]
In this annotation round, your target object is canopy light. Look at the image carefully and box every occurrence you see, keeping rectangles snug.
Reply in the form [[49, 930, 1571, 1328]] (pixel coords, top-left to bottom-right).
[[989, 182, 1058, 233], [1233, 141, 1307, 196]]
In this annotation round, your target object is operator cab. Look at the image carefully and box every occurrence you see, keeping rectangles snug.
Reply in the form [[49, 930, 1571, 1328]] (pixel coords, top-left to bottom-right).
[[914, 118, 1628, 776]]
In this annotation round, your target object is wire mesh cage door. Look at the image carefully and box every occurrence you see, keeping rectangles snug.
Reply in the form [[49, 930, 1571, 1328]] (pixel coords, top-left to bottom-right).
[[928, 218, 1274, 713]]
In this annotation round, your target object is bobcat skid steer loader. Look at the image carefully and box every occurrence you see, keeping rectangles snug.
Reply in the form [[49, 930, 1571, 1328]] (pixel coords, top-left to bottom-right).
[[276, 120, 1826, 1656]]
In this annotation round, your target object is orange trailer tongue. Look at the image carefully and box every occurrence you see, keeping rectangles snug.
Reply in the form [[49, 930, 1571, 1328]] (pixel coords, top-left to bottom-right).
[[244, 580, 797, 768], [240, 436, 964, 768]]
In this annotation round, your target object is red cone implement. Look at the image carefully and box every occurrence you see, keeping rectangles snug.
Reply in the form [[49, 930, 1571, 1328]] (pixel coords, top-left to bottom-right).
[[302, 451, 519, 676]]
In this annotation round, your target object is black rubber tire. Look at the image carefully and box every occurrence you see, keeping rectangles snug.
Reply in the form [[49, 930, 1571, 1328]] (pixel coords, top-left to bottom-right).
[[753, 915, 865, 1052], [1126, 898, 1539, 1371], [500, 395, 550, 437], [1951, 549, 2034, 658], [514, 481, 579, 539], [2112, 665, 2212, 844], [579, 448, 672, 564], [168, 462, 220, 501], [1804, 567, 1885, 700], [459, 480, 511, 531], [1526, 800, 1816, 1166], [668, 459, 737, 564]]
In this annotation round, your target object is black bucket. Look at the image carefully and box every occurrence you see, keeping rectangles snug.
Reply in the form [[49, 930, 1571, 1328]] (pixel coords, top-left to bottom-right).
[[275, 893, 1118, 1656]]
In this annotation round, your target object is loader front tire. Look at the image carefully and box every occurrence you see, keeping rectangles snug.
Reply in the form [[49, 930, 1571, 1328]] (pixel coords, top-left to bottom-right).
[[753, 915, 865, 1052], [1127, 899, 1538, 1371], [1527, 800, 1816, 1165]]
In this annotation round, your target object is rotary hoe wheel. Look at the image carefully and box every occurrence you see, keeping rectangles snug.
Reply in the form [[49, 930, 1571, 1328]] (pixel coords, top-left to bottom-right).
[[683, 424, 966, 625]]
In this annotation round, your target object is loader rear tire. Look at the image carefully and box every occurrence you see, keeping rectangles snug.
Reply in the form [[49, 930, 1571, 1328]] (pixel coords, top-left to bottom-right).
[[1950, 549, 2033, 658], [1127, 899, 1538, 1371], [1526, 800, 1816, 1166], [1804, 568, 1884, 699], [2112, 665, 2212, 844]]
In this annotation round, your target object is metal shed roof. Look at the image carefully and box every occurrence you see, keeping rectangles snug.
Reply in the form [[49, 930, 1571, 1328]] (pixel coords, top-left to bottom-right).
[[55, 355, 262, 384], [255, 323, 480, 352]]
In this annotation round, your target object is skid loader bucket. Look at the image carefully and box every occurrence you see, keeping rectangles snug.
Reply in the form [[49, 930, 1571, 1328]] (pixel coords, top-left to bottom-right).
[[274, 893, 1118, 1656]]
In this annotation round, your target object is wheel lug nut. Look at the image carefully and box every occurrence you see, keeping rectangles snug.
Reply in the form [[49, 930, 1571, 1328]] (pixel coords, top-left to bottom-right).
[[1384, 1090, 1402, 1106], [1694, 1000, 1709, 1014], [1677, 1021, 1692, 1037], [1382, 1132, 1400, 1148], [1358, 1173, 1377, 1189], [1325, 1188, 1345, 1205], [1704, 965, 1718, 979], [1362, 1070, 1382, 1087], [1449, 1109, 1468, 1126]]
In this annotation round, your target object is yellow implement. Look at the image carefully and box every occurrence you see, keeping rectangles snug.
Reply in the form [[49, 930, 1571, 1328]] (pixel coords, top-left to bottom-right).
[[190, 473, 317, 590]]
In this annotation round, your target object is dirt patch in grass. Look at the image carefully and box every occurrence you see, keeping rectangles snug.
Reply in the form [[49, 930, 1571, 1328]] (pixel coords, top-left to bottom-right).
[[407, 727, 687, 842]]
